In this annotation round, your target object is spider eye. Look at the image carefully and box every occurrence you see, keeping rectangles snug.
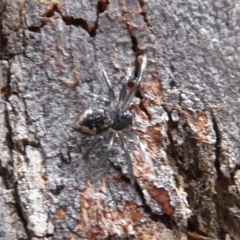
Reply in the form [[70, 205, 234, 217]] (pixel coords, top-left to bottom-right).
[[121, 112, 132, 122]]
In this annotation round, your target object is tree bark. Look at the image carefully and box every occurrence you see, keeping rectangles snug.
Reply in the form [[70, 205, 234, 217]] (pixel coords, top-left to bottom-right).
[[1, 0, 240, 239]]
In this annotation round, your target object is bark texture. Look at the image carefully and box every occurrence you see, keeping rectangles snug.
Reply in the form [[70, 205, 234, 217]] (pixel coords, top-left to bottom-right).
[[0, 0, 240, 239]]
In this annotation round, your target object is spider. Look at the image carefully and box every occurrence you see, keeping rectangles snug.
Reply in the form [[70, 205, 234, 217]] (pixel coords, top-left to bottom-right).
[[74, 55, 147, 186]]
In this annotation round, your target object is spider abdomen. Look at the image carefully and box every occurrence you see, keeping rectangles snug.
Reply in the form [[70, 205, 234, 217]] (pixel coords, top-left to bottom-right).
[[74, 109, 113, 135]]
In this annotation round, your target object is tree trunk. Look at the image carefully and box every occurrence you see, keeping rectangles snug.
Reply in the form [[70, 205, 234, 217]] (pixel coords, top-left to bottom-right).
[[1, 0, 240, 239]]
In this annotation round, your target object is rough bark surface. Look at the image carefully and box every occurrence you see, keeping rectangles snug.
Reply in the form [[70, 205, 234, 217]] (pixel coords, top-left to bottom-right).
[[0, 0, 240, 239]]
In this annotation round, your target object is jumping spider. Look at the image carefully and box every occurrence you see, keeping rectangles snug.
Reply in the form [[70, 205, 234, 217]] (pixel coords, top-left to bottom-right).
[[74, 55, 147, 186]]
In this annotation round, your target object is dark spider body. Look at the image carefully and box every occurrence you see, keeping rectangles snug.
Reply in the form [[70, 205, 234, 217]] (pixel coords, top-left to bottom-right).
[[74, 55, 147, 186], [75, 109, 133, 134], [110, 109, 132, 131], [75, 109, 113, 135]]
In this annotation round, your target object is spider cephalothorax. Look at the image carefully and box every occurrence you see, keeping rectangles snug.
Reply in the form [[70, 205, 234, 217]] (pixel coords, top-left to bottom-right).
[[110, 109, 132, 131], [74, 55, 147, 186]]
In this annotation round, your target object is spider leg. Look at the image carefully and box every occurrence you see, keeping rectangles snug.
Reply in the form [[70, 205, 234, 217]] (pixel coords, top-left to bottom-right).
[[127, 131, 154, 170], [98, 63, 116, 109], [123, 55, 147, 109], [117, 66, 135, 109], [100, 135, 114, 167], [82, 135, 104, 160], [120, 134, 135, 187]]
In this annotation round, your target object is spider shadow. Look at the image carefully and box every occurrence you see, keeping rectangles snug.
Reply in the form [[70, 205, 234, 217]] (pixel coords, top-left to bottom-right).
[[81, 135, 118, 182]]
